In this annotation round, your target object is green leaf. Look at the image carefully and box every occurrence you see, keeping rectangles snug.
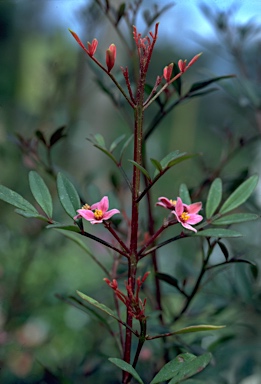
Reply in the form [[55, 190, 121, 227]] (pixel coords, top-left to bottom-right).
[[181, 380, 207, 384], [217, 241, 229, 260], [46, 223, 81, 233], [92, 133, 106, 147], [219, 175, 258, 214], [57, 173, 81, 219], [128, 160, 151, 181], [179, 183, 191, 205], [213, 213, 259, 225], [150, 158, 163, 172], [15, 209, 50, 222], [49, 126, 66, 147], [115, 3, 126, 25], [206, 178, 222, 219], [94, 144, 117, 164], [196, 228, 242, 238], [0, 185, 38, 213], [29, 171, 53, 218], [188, 75, 235, 94], [76, 291, 124, 325], [120, 134, 133, 161], [109, 358, 144, 384], [172, 62, 182, 95], [109, 134, 126, 153], [35, 130, 47, 146], [159, 150, 183, 169], [150, 353, 198, 384], [156, 273, 179, 288], [168, 353, 212, 384], [173, 325, 225, 335]]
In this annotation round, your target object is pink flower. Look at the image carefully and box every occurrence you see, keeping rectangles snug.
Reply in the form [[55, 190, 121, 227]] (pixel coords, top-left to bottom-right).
[[163, 63, 173, 82], [156, 197, 177, 210], [75, 196, 120, 224], [172, 197, 203, 232], [106, 44, 116, 73]]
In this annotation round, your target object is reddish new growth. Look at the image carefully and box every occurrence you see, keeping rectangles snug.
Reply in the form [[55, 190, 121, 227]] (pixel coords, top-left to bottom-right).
[[133, 23, 159, 74], [104, 272, 150, 320]]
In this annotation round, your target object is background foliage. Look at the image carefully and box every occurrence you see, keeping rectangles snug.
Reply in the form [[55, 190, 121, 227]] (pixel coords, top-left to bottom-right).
[[1, 1, 261, 383]]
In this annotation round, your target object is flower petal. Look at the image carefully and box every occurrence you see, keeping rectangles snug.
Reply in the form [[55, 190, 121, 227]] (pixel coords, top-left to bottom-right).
[[187, 202, 202, 214], [181, 222, 197, 232], [186, 214, 203, 225], [98, 196, 109, 212], [175, 197, 184, 216], [156, 197, 174, 209], [103, 209, 120, 220], [76, 209, 95, 221]]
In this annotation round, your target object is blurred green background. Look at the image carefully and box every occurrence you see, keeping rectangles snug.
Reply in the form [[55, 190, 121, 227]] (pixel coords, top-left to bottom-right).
[[1, 1, 261, 383]]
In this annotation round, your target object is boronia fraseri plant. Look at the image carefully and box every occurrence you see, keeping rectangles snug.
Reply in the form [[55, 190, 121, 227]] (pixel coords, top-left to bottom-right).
[[1, 2, 259, 383]]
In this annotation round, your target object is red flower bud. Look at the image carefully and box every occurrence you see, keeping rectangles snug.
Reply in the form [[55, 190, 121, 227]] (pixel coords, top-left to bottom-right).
[[106, 44, 116, 73], [178, 59, 187, 73], [163, 63, 174, 82], [87, 39, 98, 57]]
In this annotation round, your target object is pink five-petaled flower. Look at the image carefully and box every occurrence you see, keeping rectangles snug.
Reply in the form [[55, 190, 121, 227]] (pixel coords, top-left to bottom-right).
[[106, 44, 116, 73], [172, 197, 203, 232], [75, 196, 120, 224], [163, 63, 173, 82], [156, 197, 177, 210]]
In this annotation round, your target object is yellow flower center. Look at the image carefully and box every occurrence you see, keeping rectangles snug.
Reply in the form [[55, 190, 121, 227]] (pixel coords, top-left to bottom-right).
[[82, 203, 91, 210], [94, 209, 103, 220], [180, 212, 190, 221], [169, 199, 176, 206]]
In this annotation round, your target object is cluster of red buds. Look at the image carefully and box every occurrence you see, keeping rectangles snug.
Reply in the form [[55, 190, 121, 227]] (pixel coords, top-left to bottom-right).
[[104, 272, 150, 320], [69, 30, 117, 73]]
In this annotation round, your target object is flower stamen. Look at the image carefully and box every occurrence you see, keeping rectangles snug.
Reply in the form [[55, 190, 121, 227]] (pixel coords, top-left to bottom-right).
[[94, 209, 103, 220]]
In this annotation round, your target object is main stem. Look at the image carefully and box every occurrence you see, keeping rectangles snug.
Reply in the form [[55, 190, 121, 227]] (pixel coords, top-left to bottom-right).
[[123, 84, 144, 384]]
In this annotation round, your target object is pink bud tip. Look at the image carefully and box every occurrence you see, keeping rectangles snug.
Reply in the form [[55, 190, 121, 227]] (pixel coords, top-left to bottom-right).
[[163, 63, 173, 82], [106, 44, 117, 73]]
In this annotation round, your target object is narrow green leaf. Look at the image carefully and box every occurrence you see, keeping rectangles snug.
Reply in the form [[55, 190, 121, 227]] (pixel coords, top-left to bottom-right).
[[159, 150, 182, 169], [49, 126, 66, 147], [15, 209, 49, 222], [188, 75, 235, 94], [0, 185, 38, 213], [213, 213, 259, 225], [179, 183, 191, 205], [94, 144, 117, 163], [46, 223, 81, 233], [128, 160, 151, 180], [109, 134, 126, 153], [109, 358, 144, 384], [179, 380, 206, 384], [187, 88, 218, 98], [173, 325, 226, 335], [206, 178, 222, 219], [150, 158, 163, 172], [120, 134, 133, 161], [29, 171, 53, 218], [115, 3, 126, 25], [172, 62, 182, 95], [168, 353, 212, 384], [156, 273, 179, 288], [76, 291, 123, 324], [150, 353, 197, 384], [93, 133, 106, 147], [35, 130, 47, 146], [167, 154, 195, 168], [217, 241, 229, 260], [220, 175, 258, 214], [57, 173, 81, 219], [196, 228, 242, 238]]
